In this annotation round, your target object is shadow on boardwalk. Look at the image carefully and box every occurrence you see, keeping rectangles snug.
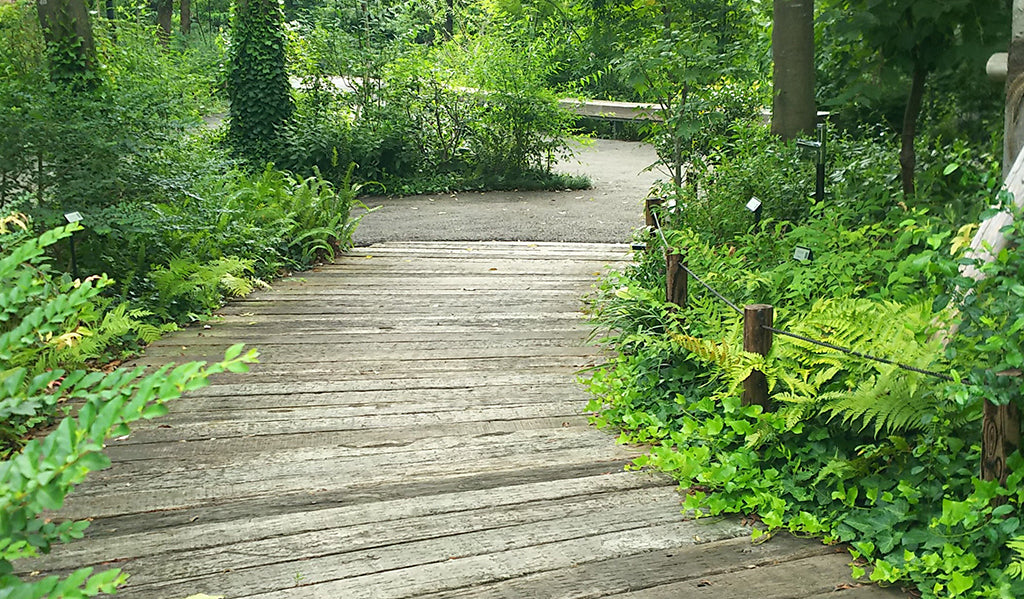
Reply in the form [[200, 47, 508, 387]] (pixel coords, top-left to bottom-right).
[[20, 241, 906, 598]]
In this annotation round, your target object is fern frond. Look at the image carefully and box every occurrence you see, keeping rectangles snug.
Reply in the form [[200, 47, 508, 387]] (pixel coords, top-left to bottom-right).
[[667, 332, 741, 369], [220, 273, 255, 298]]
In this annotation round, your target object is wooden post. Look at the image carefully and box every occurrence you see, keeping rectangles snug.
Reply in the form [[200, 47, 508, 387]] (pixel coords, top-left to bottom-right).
[[665, 249, 687, 308], [645, 197, 663, 251], [982, 399, 1021, 493], [742, 304, 773, 409]]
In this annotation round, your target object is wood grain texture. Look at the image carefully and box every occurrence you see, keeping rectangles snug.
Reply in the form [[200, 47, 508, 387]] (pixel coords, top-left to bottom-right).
[[20, 242, 905, 598]]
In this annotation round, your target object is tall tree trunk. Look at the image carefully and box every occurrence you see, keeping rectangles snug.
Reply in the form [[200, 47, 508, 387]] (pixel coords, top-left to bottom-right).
[[181, 0, 191, 35], [36, 0, 97, 89], [156, 0, 173, 45], [899, 60, 927, 198], [771, 0, 815, 141], [106, 0, 115, 21]]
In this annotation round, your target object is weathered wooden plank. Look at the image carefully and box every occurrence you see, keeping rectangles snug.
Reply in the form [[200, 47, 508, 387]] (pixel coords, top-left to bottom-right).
[[37, 472, 667, 568], [222, 518, 753, 597], [242, 275, 603, 288], [804, 585, 908, 598], [103, 414, 593, 457], [605, 553, 901, 598], [85, 403, 593, 445], [312, 256, 624, 269], [89, 427, 626, 483], [43, 487, 692, 591], [213, 299, 583, 316], [61, 445, 644, 517], [183, 372, 593, 397], [169, 324, 594, 339], [121, 385, 587, 417], [415, 533, 835, 599], [147, 328, 586, 345], [143, 342, 595, 362], [126, 519, 753, 599], [203, 312, 592, 326], [82, 462, 653, 539], [132, 355, 596, 375], [345, 242, 631, 255]]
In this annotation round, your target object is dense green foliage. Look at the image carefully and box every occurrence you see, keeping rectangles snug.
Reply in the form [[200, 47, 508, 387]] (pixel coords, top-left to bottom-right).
[[281, 11, 586, 193], [0, 217, 258, 596], [584, 108, 1024, 596], [0, 0, 360, 324]]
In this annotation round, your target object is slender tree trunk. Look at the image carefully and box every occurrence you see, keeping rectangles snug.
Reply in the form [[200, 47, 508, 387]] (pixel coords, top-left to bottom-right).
[[771, 0, 815, 140], [899, 60, 926, 198], [106, 0, 115, 20], [156, 0, 173, 45], [181, 0, 191, 36], [444, 0, 453, 38], [36, 0, 97, 89]]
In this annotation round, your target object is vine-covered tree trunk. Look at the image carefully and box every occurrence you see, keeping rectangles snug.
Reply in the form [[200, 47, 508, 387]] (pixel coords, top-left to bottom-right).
[[770, 0, 815, 141], [35, 0, 97, 89], [156, 0, 172, 45], [227, 0, 295, 163], [181, 0, 191, 36], [899, 60, 926, 197]]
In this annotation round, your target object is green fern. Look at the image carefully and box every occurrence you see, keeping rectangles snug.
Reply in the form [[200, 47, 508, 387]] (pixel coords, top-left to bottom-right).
[[664, 296, 953, 438], [771, 298, 951, 436], [149, 256, 263, 321], [1005, 536, 1024, 580]]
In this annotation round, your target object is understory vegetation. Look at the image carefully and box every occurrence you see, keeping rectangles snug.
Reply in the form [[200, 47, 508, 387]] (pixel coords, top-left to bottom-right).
[[584, 69, 1023, 599], [1, 0, 1021, 594]]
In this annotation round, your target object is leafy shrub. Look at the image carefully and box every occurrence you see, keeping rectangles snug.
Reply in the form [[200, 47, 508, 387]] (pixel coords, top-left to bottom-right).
[[0, 218, 257, 596], [457, 32, 578, 183], [0, 6, 218, 214], [587, 127, 1024, 597]]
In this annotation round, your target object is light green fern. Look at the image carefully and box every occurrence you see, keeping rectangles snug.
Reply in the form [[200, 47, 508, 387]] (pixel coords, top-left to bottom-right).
[[666, 296, 954, 438]]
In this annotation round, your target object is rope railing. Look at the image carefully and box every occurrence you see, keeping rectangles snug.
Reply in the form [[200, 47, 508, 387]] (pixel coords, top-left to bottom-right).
[[644, 198, 956, 405], [651, 208, 744, 315]]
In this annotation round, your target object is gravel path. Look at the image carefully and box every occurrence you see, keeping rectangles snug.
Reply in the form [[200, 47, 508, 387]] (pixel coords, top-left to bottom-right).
[[352, 139, 662, 246]]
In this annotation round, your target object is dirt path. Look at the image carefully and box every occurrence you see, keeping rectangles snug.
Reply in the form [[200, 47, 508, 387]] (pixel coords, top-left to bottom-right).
[[353, 139, 663, 246]]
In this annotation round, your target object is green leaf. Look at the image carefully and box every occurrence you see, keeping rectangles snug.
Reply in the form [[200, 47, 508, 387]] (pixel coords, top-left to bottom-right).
[[947, 571, 973, 595], [224, 343, 245, 361], [141, 403, 170, 419], [35, 484, 64, 511]]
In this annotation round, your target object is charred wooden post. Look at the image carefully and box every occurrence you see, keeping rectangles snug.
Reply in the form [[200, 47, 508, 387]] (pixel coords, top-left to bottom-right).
[[665, 249, 687, 308], [742, 304, 774, 409]]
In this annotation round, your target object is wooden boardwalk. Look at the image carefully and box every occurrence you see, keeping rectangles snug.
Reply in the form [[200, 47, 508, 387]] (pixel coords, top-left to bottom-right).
[[22, 242, 904, 598]]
